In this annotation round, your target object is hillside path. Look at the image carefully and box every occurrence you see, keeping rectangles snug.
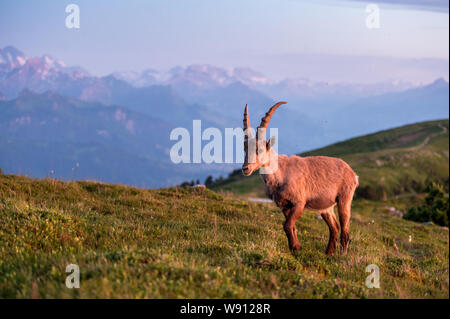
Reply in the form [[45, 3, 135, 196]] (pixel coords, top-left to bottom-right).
[[417, 124, 448, 148]]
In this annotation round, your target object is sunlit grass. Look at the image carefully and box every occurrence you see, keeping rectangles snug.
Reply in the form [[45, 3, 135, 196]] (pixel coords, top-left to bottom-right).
[[0, 174, 448, 298]]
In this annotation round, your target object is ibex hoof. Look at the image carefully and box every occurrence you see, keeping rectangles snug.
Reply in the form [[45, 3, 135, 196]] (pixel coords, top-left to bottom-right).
[[290, 245, 301, 254]]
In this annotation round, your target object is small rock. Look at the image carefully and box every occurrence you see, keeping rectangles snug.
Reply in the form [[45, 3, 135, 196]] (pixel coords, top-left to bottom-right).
[[382, 206, 404, 218], [390, 210, 404, 218], [421, 221, 434, 226]]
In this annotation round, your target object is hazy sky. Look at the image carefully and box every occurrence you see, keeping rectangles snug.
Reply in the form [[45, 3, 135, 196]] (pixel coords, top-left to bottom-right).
[[0, 0, 448, 81]]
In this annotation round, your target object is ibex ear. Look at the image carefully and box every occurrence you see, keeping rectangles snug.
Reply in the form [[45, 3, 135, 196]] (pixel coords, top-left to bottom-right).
[[267, 136, 276, 149]]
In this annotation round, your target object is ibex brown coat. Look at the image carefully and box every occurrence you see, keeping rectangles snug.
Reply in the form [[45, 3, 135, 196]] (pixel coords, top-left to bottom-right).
[[242, 102, 358, 255]]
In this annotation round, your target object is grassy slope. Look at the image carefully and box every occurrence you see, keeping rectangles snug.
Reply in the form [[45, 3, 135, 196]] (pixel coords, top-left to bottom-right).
[[0, 174, 448, 298], [211, 120, 449, 198]]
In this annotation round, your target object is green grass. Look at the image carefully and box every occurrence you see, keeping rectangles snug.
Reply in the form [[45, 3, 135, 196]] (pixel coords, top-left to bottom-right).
[[211, 119, 449, 199], [0, 174, 448, 298]]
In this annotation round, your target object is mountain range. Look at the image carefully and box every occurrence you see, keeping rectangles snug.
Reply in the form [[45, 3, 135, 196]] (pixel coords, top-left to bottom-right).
[[0, 46, 425, 102], [0, 46, 448, 187]]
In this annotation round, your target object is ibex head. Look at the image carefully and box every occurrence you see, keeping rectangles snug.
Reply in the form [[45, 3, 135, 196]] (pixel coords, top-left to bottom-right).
[[242, 102, 286, 176]]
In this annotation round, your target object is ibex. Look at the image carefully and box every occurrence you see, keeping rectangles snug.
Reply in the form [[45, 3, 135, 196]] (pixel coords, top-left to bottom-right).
[[242, 102, 358, 255]]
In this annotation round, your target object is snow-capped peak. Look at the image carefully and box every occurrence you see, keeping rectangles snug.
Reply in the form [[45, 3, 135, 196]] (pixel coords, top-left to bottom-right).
[[0, 46, 28, 71], [41, 55, 67, 69]]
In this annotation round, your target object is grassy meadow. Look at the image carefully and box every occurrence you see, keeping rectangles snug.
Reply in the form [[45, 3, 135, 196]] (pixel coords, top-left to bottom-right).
[[0, 173, 448, 298]]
